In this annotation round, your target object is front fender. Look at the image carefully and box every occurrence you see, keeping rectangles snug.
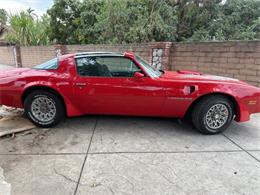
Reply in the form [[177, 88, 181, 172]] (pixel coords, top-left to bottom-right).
[[190, 83, 260, 122]]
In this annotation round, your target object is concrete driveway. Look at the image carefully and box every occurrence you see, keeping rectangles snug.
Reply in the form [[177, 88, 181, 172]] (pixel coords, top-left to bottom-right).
[[0, 113, 260, 195]]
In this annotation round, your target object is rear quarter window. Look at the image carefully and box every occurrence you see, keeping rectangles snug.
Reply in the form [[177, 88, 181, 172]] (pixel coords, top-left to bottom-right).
[[34, 58, 59, 70]]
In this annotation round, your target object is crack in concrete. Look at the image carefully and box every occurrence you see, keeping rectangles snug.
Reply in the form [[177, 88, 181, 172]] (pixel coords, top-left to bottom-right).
[[120, 154, 176, 186], [53, 167, 79, 184], [73, 117, 98, 195], [222, 133, 260, 163]]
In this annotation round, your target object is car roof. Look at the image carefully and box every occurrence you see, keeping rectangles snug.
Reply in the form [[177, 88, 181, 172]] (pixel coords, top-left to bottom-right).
[[75, 51, 124, 58]]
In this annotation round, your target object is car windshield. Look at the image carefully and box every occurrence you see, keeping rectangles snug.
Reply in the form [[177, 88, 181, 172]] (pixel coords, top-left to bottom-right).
[[34, 58, 59, 70], [136, 56, 162, 77]]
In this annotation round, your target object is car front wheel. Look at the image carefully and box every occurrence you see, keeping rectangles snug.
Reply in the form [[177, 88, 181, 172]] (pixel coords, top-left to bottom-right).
[[24, 90, 65, 128], [192, 95, 234, 134]]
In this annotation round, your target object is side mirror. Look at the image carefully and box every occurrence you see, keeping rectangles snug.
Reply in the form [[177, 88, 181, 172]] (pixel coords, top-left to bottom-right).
[[134, 72, 144, 79]]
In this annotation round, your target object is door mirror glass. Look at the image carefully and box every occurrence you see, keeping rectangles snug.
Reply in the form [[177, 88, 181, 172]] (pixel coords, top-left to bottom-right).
[[134, 72, 144, 78]]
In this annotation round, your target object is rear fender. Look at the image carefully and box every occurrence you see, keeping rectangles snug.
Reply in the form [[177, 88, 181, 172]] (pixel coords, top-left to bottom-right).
[[22, 83, 82, 117]]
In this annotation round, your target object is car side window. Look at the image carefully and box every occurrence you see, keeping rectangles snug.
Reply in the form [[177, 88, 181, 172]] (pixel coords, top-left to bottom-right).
[[76, 56, 142, 77], [34, 58, 58, 70]]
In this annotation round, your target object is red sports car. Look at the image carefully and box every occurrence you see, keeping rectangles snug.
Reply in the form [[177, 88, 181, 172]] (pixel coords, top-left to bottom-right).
[[0, 52, 260, 134]]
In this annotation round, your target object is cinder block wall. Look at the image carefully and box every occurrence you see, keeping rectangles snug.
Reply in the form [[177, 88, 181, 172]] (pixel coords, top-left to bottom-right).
[[170, 41, 260, 87], [66, 43, 152, 62], [0, 41, 259, 86], [18, 43, 153, 68], [0, 46, 15, 66], [20, 46, 57, 67]]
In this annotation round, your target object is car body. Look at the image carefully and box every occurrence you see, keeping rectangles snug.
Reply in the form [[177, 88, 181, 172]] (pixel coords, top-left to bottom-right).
[[0, 52, 260, 134]]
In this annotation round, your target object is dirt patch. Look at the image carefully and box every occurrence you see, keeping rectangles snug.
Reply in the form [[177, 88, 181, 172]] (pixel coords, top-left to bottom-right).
[[0, 106, 24, 118]]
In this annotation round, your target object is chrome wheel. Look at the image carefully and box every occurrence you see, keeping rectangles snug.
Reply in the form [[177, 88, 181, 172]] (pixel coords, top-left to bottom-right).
[[205, 103, 229, 129], [31, 96, 56, 122]]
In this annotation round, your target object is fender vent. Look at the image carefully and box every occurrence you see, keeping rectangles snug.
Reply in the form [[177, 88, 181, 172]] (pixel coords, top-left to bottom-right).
[[184, 85, 197, 95], [190, 86, 196, 94]]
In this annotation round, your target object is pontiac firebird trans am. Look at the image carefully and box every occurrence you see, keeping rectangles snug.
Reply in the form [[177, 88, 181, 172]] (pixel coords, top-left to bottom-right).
[[0, 52, 260, 134]]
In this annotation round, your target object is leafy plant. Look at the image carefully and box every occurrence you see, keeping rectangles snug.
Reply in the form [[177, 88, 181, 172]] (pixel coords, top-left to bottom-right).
[[47, 0, 82, 44], [3, 0, 260, 45], [0, 9, 7, 37], [5, 9, 50, 46], [188, 0, 260, 41]]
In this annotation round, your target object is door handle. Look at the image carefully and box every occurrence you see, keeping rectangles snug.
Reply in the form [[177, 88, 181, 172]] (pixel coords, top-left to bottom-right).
[[75, 83, 87, 87]]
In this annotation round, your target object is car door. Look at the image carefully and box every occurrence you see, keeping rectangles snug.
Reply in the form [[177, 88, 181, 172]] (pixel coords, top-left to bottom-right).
[[73, 55, 165, 116]]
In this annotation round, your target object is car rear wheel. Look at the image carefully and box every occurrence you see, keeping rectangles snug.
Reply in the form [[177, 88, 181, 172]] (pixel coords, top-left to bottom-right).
[[192, 95, 234, 135], [24, 90, 65, 128]]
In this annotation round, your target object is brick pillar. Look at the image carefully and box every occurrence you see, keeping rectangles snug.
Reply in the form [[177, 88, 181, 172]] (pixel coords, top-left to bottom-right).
[[150, 42, 172, 70], [53, 44, 67, 56], [13, 45, 22, 67]]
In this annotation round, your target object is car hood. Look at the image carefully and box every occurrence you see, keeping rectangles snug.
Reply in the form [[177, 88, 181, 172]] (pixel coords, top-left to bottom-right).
[[160, 70, 248, 85]]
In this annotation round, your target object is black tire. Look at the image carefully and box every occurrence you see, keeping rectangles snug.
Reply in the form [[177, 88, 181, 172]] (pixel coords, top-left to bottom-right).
[[191, 95, 234, 135], [24, 90, 65, 128]]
